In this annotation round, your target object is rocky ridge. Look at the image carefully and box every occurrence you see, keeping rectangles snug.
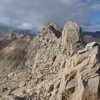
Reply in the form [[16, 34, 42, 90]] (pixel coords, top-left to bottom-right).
[[0, 21, 100, 100]]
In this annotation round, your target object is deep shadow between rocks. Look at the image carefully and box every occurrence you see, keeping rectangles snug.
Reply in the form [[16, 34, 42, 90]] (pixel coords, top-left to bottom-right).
[[50, 26, 62, 38]]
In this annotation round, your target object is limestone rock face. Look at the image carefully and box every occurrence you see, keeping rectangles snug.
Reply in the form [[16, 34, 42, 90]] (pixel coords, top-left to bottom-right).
[[0, 21, 100, 100], [62, 21, 83, 44], [57, 42, 100, 100], [62, 21, 85, 55]]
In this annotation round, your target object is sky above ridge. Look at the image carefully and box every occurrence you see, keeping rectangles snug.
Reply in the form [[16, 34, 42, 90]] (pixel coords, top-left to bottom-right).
[[0, 0, 100, 32]]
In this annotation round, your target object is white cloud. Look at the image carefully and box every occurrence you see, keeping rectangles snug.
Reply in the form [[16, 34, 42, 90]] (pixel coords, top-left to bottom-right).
[[0, 0, 99, 31], [82, 24, 100, 32], [91, 4, 100, 10], [18, 23, 33, 29], [59, 0, 80, 4], [0, 17, 10, 25]]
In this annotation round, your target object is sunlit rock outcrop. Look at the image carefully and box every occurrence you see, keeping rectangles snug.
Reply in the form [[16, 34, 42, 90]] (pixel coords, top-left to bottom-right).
[[0, 22, 100, 100]]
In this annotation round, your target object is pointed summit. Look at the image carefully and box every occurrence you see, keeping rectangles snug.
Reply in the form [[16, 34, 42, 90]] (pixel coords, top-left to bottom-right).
[[41, 23, 62, 38]]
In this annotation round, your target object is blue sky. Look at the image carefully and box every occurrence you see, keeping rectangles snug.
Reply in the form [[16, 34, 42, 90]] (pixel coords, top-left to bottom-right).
[[90, 11, 100, 25], [0, 0, 100, 32]]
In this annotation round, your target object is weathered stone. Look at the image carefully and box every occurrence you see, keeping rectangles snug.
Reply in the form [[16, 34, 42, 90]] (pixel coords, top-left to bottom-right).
[[0, 21, 100, 100], [57, 42, 100, 100], [61, 21, 85, 55]]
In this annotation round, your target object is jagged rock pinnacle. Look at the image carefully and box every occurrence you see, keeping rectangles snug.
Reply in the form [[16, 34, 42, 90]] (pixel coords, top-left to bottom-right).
[[61, 21, 85, 55], [41, 23, 62, 38], [62, 21, 83, 44]]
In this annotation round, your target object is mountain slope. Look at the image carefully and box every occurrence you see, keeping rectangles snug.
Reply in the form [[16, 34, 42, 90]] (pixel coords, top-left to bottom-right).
[[0, 21, 100, 100]]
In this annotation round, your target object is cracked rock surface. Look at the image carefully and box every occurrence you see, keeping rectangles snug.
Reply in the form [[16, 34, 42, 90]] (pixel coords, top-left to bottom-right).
[[0, 21, 100, 100]]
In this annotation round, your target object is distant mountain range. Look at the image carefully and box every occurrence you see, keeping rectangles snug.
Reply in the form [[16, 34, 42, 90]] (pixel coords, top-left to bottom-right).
[[0, 23, 100, 43], [83, 31, 100, 37], [0, 24, 35, 36], [83, 31, 100, 43]]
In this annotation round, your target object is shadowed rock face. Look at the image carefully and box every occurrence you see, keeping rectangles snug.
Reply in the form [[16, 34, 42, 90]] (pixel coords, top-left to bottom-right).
[[0, 21, 100, 100], [42, 23, 62, 38]]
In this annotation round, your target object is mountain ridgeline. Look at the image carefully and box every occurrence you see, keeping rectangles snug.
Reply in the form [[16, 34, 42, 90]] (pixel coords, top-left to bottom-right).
[[83, 31, 100, 43], [0, 24, 34, 36], [0, 21, 100, 100]]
